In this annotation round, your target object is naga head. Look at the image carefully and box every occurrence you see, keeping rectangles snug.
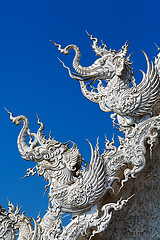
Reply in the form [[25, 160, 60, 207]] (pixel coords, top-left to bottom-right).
[[6, 110, 82, 185], [51, 32, 133, 84]]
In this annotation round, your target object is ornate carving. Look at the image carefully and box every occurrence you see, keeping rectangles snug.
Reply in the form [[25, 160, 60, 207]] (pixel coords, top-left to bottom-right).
[[2, 38, 160, 239], [52, 33, 160, 128], [92, 141, 160, 239], [4, 107, 160, 239], [0, 198, 132, 240], [5, 111, 108, 215], [0, 200, 62, 240], [0, 200, 39, 240]]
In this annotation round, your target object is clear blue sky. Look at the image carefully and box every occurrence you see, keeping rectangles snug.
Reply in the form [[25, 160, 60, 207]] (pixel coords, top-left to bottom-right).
[[0, 0, 160, 222]]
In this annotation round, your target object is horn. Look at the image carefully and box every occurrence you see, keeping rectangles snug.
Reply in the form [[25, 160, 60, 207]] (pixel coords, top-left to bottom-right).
[[122, 40, 131, 57]]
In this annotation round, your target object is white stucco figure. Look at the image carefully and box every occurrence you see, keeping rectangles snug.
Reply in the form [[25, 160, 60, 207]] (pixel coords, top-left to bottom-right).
[[1, 36, 160, 239]]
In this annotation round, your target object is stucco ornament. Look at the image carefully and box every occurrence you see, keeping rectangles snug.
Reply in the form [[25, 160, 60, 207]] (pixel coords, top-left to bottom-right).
[[2, 39, 160, 239], [52, 33, 160, 128], [4, 106, 160, 239]]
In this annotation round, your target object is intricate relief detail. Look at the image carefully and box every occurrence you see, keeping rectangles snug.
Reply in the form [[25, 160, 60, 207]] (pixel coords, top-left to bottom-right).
[[52, 33, 160, 128], [94, 143, 160, 239], [0, 197, 132, 240], [103, 115, 160, 188], [2, 39, 160, 239], [0, 200, 40, 240], [59, 197, 132, 240], [4, 108, 160, 239], [0, 201, 62, 240], [5, 110, 107, 215]]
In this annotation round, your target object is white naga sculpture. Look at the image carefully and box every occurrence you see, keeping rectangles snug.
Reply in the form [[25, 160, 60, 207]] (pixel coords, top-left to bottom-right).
[[1, 34, 160, 239], [51, 32, 160, 129]]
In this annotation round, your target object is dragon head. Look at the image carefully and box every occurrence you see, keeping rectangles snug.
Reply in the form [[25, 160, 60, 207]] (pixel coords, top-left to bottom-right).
[[85, 32, 133, 82], [7, 111, 82, 186], [52, 32, 133, 84]]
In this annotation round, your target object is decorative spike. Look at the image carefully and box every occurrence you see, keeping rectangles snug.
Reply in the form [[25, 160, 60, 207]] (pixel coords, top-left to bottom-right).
[[101, 40, 107, 49], [112, 133, 115, 143], [7, 199, 15, 213], [50, 40, 70, 55], [37, 212, 42, 223], [4, 107, 14, 121], [50, 40, 61, 48], [49, 131, 52, 140], [127, 52, 134, 62], [155, 43, 160, 51], [121, 40, 131, 57], [36, 113, 40, 122], [96, 137, 99, 150], [22, 211, 26, 217], [58, 58, 81, 80], [85, 30, 91, 37]]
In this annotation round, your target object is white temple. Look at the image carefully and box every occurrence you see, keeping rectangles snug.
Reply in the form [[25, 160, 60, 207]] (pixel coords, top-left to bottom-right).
[[1, 33, 160, 239]]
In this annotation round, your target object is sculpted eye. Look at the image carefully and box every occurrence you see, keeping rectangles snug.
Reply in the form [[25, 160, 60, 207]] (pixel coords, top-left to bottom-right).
[[100, 59, 105, 65], [117, 60, 121, 65]]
